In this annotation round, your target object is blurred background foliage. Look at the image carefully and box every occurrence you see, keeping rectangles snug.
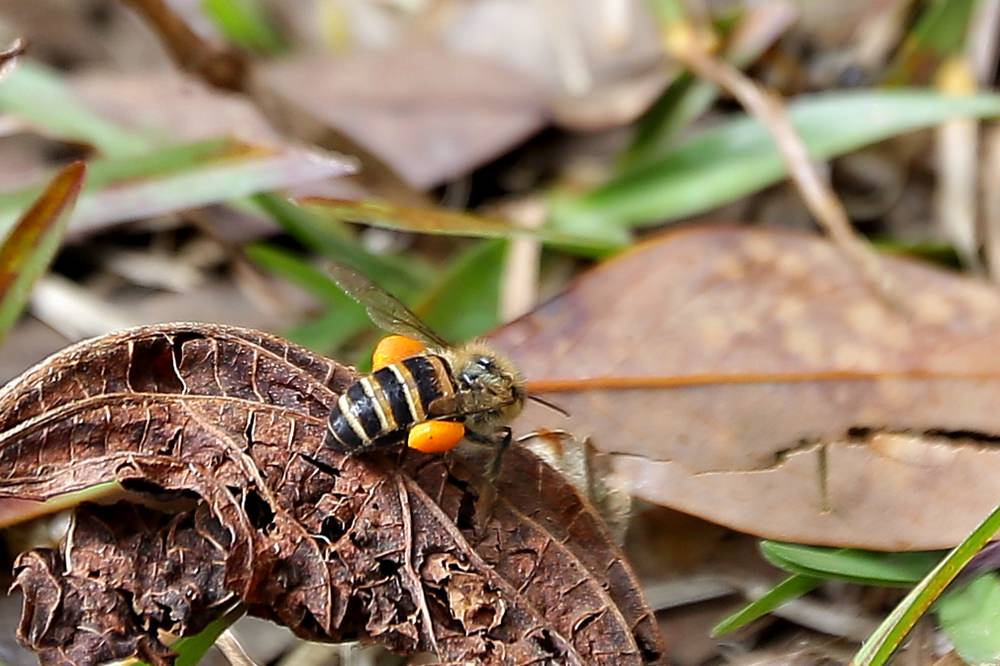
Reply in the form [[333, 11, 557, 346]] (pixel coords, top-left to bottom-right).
[[1, 0, 999, 377], [1, 0, 1000, 664]]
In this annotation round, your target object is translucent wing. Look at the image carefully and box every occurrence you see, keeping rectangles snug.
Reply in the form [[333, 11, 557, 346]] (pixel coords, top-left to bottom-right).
[[326, 262, 450, 348]]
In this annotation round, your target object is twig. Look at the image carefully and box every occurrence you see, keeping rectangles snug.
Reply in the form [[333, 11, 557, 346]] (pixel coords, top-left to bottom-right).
[[29, 275, 137, 340], [985, 126, 1000, 281], [499, 199, 546, 321], [119, 0, 247, 91], [851, 0, 909, 71], [968, 0, 1000, 85], [664, 24, 905, 309], [934, 57, 979, 270]]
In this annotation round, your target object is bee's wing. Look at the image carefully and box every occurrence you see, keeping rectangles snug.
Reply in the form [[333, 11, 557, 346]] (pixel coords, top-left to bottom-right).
[[427, 394, 462, 417], [326, 262, 450, 348]]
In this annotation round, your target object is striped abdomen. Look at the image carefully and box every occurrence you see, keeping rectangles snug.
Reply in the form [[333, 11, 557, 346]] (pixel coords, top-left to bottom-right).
[[325, 354, 457, 452]]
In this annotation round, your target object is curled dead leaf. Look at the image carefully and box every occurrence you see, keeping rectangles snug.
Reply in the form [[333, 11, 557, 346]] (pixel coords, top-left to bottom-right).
[[0, 323, 664, 664], [422, 552, 506, 634], [490, 226, 1000, 551], [13, 502, 230, 666]]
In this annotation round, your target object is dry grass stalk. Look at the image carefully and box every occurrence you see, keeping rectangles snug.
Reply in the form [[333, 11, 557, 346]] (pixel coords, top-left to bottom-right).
[[664, 22, 905, 310]]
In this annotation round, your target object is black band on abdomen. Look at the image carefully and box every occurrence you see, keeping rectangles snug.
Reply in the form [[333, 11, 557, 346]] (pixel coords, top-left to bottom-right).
[[402, 356, 442, 412], [373, 367, 416, 427], [328, 406, 364, 450], [346, 382, 382, 440]]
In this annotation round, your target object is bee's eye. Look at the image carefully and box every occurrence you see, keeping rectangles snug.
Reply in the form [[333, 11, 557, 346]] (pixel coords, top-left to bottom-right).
[[476, 357, 493, 370]]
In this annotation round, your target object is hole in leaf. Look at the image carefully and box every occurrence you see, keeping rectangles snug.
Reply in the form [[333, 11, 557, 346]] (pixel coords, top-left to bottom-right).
[[457, 490, 476, 531], [320, 515, 347, 542], [376, 558, 400, 578], [244, 489, 275, 530], [128, 337, 184, 393], [447, 473, 479, 531], [531, 629, 564, 658], [469, 605, 498, 629]]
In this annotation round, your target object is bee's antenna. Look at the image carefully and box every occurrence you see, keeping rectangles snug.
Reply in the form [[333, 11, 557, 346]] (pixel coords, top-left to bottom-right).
[[528, 394, 570, 417]]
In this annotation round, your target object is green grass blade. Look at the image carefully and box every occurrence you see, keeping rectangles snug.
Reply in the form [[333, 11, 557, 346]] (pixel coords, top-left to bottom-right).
[[645, 0, 686, 24], [0, 482, 120, 529], [284, 308, 367, 355], [0, 60, 153, 156], [244, 243, 371, 351], [936, 572, 1000, 665], [553, 90, 1000, 233], [245, 242, 362, 306], [853, 503, 1000, 666], [761, 542, 942, 587], [0, 138, 234, 214], [172, 609, 243, 666], [0, 64, 354, 244], [249, 239, 508, 353], [252, 194, 427, 299], [623, 3, 791, 170], [134, 605, 245, 666], [202, 0, 285, 54], [70, 147, 349, 236], [884, 0, 976, 85], [301, 197, 627, 251], [0, 141, 352, 239], [712, 574, 822, 636], [0, 162, 85, 341], [623, 73, 705, 171], [416, 239, 507, 343], [871, 237, 962, 267]]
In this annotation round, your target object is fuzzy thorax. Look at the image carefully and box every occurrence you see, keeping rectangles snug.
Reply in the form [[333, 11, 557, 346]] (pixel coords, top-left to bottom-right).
[[441, 340, 526, 434]]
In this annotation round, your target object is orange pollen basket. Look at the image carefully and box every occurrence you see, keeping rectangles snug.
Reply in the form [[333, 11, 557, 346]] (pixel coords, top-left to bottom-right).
[[407, 421, 466, 453], [371, 335, 463, 452], [372, 334, 426, 370]]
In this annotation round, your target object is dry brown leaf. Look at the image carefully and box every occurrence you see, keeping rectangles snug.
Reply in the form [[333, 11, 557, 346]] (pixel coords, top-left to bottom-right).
[[489, 226, 1000, 550], [70, 71, 282, 146], [331, 0, 671, 131], [250, 46, 547, 191], [0, 323, 663, 665], [0, 0, 173, 72], [14, 503, 231, 666]]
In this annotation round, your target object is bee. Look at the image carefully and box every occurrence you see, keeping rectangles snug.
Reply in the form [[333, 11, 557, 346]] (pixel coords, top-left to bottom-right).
[[323, 263, 564, 472]]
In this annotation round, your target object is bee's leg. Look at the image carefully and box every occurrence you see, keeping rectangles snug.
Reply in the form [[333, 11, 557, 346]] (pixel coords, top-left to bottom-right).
[[464, 427, 512, 483], [463, 427, 512, 534], [488, 427, 513, 483]]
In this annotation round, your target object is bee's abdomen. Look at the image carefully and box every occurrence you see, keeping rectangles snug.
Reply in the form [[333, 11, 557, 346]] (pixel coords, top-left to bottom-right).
[[325, 354, 455, 452]]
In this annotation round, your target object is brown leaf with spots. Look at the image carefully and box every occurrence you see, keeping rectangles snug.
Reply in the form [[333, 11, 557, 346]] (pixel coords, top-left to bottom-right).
[[489, 226, 1000, 551], [0, 323, 664, 665]]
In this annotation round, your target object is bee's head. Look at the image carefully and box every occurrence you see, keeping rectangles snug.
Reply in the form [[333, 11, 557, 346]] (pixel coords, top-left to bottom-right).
[[449, 342, 525, 424]]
